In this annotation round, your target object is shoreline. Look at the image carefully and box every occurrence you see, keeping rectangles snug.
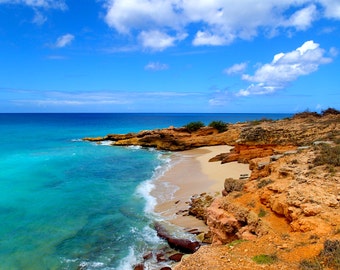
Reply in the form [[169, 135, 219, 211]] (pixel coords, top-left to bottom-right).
[[152, 145, 251, 231]]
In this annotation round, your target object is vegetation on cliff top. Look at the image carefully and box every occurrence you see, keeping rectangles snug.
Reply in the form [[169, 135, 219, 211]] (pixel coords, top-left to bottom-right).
[[293, 107, 339, 119], [184, 120, 228, 133], [184, 121, 205, 132], [313, 144, 340, 167]]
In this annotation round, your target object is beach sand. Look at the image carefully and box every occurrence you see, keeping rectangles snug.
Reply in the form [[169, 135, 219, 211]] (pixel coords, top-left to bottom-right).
[[152, 145, 251, 232]]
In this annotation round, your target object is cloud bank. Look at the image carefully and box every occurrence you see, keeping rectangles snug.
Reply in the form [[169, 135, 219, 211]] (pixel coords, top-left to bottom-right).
[[0, 0, 67, 10], [103, 0, 340, 50], [236, 40, 334, 96]]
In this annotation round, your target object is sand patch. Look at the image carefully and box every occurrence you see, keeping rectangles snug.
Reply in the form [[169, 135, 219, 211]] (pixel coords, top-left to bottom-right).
[[152, 145, 251, 231]]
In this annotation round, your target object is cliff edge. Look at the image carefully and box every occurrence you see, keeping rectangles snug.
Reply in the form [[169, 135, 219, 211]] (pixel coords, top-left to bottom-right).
[[84, 110, 340, 269]]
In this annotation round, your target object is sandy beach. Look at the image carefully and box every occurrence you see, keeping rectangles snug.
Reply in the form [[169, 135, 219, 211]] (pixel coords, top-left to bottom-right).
[[152, 145, 251, 231]]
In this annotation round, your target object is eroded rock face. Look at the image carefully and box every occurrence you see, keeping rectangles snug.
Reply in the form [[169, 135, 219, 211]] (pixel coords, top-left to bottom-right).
[[251, 147, 340, 234], [84, 114, 340, 152], [206, 197, 269, 244], [84, 126, 241, 151], [174, 113, 340, 269], [209, 144, 297, 164]]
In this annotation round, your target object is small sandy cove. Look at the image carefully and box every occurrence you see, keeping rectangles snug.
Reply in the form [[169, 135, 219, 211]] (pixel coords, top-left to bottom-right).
[[152, 145, 251, 231]]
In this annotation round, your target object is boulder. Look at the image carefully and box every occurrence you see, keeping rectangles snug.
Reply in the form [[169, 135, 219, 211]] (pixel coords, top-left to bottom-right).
[[154, 222, 201, 254], [169, 253, 184, 262]]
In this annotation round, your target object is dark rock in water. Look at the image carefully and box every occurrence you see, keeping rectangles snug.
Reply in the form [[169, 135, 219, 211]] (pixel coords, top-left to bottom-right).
[[154, 222, 201, 254], [160, 267, 172, 270], [156, 252, 167, 262], [142, 252, 152, 260], [169, 253, 184, 262], [167, 237, 200, 254], [133, 263, 144, 270]]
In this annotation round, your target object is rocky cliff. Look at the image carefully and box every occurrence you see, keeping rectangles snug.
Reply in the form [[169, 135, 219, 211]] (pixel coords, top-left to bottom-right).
[[176, 112, 340, 270], [85, 111, 340, 269], [84, 112, 339, 151]]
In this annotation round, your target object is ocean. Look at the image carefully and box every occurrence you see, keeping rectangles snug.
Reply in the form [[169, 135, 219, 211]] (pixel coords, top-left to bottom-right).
[[0, 113, 291, 270]]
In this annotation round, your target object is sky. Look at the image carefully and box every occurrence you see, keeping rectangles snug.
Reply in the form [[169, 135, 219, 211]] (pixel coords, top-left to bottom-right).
[[0, 0, 340, 113]]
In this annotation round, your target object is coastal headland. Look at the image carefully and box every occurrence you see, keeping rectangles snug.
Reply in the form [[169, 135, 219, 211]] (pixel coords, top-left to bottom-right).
[[84, 109, 340, 270]]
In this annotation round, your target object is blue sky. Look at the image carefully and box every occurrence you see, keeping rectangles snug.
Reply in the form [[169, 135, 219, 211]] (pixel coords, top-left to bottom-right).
[[0, 0, 339, 113]]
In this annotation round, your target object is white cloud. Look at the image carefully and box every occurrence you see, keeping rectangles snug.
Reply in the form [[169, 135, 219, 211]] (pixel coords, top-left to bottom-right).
[[32, 9, 47, 25], [319, 0, 340, 19], [145, 62, 169, 71], [138, 30, 187, 51], [55, 34, 74, 48], [104, 0, 183, 34], [192, 31, 234, 46], [285, 4, 318, 30], [224, 62, 248, 75], [236, 40, 334, 96], [0, 0, 67, 10], [9, 90, 203, 108], [102, 0, 340, 50]]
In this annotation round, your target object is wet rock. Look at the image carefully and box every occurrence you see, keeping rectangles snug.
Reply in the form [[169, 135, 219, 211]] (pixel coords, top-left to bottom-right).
[[142, 252, 152, 260], [154, 222, 201, 254], [156, 252, 167, 262], [133, 263, 144, 270], [169, 253, 184, 262]]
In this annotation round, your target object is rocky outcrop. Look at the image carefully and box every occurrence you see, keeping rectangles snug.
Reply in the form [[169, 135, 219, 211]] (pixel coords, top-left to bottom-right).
[[209, 144, 297, 164], [255, 147, 340, 233], [206, 197, 269, 244], [175, 113, 340, 269], [154, 222, 201, 254], [84, 112, 340, 269], [84, 126, 241, 151], [84, 114, 339, 152], [239, 114, 339, 145], [176, 143, 340, 269]]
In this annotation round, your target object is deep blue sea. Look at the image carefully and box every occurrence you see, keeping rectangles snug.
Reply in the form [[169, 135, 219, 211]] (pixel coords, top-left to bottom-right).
[[0, 113, 291, 270]]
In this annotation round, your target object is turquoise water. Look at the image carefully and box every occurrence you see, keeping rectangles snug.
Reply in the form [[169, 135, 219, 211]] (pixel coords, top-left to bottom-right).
[[0, 113, 290, 270]]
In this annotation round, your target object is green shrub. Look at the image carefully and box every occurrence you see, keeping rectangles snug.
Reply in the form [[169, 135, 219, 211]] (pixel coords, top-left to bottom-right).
[[208, 120, 228, 132], [293, 110, 320, 119], [227, 239, 246, 247], [258, 208, 267, 217], [257, 179, 274, 189], [313, 144, 340, 167], [224, 178, 244, 193], [184, 121, 205, 132], [319, 240, 340, 269], [299, 258, 322, 270], [250, 118, 273, 126], [299, 240, 340, 269], [321, 107, 340, 116], [252, 254, 278, 264]]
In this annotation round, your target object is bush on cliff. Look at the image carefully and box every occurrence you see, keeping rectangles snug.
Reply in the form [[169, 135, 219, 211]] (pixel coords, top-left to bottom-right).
[[313, 144, 340, 167], [293, 107, 339, 119], [184, 121, 205, 132], [299, 240, 340, 269], [321, 107, 340, 115], [293, 110, 320, 119], [208, 120, 228, 133]]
